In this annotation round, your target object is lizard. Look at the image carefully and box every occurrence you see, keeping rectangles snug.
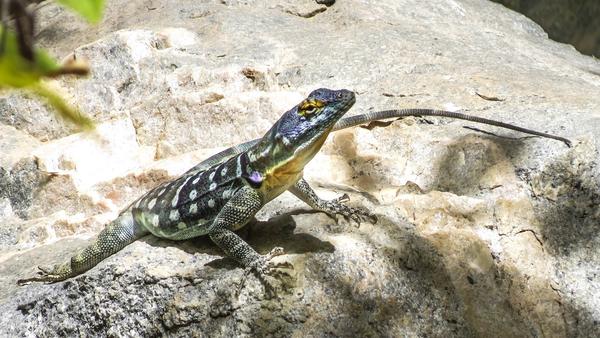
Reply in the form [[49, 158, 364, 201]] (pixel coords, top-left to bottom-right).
[[17, 88, 571, 284]]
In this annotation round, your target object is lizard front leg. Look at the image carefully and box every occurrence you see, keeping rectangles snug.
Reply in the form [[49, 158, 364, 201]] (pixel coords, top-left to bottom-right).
[[208, 186, 287, 274], [289, 178, 376, 224], [18, 213, 149, 284]]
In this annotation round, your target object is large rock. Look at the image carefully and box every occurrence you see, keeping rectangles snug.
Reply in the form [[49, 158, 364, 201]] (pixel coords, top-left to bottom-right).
[[491, 0, 600, 57], [0, 0, 599, 337]]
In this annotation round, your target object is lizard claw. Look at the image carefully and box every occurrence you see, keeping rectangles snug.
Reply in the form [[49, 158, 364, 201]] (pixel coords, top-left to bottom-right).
[[247, 247, 292, 275], [17, 268, 54, 285], [236, 247, 294, 297], [267, 246, 285, 259], [17, 263, 72, 285], [322, 194, 377, 226]]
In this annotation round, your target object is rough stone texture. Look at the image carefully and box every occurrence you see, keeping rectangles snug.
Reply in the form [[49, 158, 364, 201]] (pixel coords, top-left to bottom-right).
[[0, 0, 599, 337]]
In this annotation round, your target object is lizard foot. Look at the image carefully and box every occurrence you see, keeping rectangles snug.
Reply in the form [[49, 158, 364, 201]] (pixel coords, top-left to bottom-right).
[[237, 247, 294, 297], [321, 194, 377, 226], [248, 247, 293, 276], [17, 264, 72, 285]]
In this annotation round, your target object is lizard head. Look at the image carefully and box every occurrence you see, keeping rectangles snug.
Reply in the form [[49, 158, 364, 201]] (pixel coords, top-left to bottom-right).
[[249, 88, 355, 171], [277, 88, 355, 150]]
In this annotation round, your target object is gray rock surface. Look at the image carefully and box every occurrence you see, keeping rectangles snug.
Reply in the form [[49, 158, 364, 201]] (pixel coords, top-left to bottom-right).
[[0, 0, 599, 336]]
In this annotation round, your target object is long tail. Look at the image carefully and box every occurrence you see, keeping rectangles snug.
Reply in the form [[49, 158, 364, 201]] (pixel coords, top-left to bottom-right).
[[187, 108, 572, 173], [334, 109, 572, 147]]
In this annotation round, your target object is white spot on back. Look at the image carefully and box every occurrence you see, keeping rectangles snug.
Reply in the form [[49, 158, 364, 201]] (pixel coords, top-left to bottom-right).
[[169, 209, 180, 221], [209, 171, 215, 181], [158, 188, 166, 196], [210, 183, 217, 191], [148, 198, 157, 210], [189, 203, 198, 214], [172, 176, 191, 207], [177, 222, 187, 229], [208, 199, 215, 208], [192, 175, 201, 185], [222, 189, 232, 199], [152, 214, 160, 227], [236, 155, 242, 176], [189, 190, 197, 200], [221, 167, 227, 176]]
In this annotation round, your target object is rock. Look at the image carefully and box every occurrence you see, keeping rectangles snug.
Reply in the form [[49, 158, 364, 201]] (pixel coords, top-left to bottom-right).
[[490, 0, 600, 57], [0, 158, 46, 220], [33, 118, 155, 191], [1, 0, 599, 337], [0, 124, 41, 170]]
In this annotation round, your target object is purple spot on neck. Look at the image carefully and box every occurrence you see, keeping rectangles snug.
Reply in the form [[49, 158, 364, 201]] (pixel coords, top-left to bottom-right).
[[248, 171, 263, 185]]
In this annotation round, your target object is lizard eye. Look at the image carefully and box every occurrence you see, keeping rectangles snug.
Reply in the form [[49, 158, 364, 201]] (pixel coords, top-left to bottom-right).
[[299, 99, 324, 117]]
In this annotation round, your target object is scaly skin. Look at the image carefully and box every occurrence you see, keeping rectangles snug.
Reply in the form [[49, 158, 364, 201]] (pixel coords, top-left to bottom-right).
[[18, 213, 148, 283], [18, 88, 570, 285], [18, 88, 361, 284]]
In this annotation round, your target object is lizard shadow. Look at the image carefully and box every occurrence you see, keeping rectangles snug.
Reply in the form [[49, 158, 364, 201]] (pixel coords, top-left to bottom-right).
[[140, 209, 335, 271], [247, 210, 336, 254], [249, 213, 481, 337]]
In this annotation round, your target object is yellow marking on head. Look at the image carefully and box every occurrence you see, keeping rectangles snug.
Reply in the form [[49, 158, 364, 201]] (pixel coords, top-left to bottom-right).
[[298, 99, 325, 116]]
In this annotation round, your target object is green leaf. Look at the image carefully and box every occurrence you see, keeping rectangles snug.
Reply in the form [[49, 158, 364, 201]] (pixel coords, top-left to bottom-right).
[[0, 28, 62, 87], [32, 82, 95, 130], [0, 27, 90, 88], [0, 26, 95, 129], [56, 0, 105, 24]]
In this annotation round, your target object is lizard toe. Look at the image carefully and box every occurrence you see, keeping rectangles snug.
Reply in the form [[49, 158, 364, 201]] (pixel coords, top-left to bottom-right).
[[267, 246, 285, 259], [322, 196, 376, 226], [248, 247, 292, 276]]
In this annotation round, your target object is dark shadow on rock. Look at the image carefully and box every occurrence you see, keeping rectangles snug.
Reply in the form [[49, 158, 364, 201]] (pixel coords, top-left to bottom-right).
[[0, 157, 46, 219], [430, 133, 528, 195], [140, 209, 335, 270], [250, 213, 478, 337], [249, 211, 336, 254], [535, 187, 600, 256], [344, 212, 575, 337], [139, 232, 219, 255], [519, 143, 600, 256], [365, 215, 509, 337]]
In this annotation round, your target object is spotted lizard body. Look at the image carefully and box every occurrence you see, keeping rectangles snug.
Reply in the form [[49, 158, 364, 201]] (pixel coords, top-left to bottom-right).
[[18, 88, 570, 284]]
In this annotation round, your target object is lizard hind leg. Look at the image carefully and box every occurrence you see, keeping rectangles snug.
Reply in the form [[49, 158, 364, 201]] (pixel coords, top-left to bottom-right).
[[208, 186, 293, 275], [17, 213, 149, 285]]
